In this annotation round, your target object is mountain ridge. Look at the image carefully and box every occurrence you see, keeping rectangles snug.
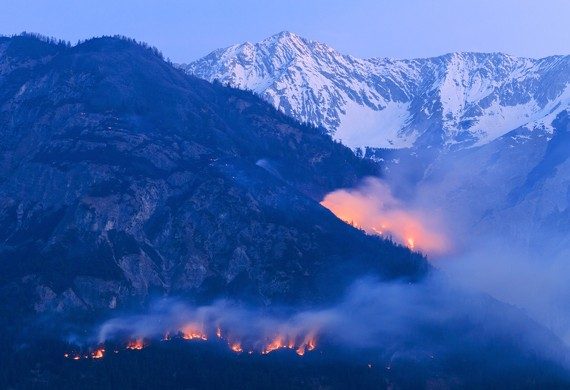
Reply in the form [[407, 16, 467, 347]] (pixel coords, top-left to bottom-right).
[[0, 33, 426, 322], [182, 31, 570, 151]]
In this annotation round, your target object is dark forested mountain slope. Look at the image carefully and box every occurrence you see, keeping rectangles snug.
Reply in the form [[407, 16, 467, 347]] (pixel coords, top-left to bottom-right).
[[0, 34, 425, 322]]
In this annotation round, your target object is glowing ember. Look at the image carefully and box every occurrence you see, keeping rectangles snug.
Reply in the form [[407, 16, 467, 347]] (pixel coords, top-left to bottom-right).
[[307, 338, 316, 351], [127, 339, 144, 350], [181, 324, 207, 341], [262, 336, 285, 354], [320, 178, 450, 256], [91, 348, 105, 359], [230, 342, 243, 353], [66, 327, 320, 360], [296, 336, 317, 356], [260, 334, 318, 355]]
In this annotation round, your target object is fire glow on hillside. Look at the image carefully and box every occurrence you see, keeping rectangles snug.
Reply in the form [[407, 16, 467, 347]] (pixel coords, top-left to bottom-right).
[[64, 325, 318, 360], [321, 178, 449, 256]]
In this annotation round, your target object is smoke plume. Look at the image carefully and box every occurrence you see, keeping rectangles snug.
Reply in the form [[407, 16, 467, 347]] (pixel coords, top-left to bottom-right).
[[320, 177, 450, 256]]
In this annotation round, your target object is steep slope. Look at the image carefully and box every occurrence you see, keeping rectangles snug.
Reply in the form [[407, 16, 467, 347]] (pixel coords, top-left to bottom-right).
[[183, 31, 570, 151], [0, 34, 425, 321]]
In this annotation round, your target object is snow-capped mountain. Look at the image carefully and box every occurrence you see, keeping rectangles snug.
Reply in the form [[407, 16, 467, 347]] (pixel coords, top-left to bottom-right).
[[182, 31, 570, 151], [183, 33, 570, 338]]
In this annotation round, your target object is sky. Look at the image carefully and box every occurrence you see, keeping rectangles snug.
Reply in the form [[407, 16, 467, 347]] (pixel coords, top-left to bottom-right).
[[1, 0, 569, 63]]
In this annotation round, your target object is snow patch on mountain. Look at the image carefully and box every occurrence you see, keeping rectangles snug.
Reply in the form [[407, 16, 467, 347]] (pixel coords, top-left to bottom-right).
[[336, 101, 414, 149], [182, 32, 570, 151]]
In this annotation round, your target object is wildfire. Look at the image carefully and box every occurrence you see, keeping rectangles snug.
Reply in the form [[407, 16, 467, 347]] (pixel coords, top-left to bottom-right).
[[320, 178, 450, 256], [66, 327, 319, 361], [229, 342, 243, 353], [261, 334, 317, 356], [126, 339, 145, 350], [181, 324, 208, 341], [63, 352, 79, 360], [262, 336, 285, 354], [91, 348, 105, 359], [295, 336, 317, 356]]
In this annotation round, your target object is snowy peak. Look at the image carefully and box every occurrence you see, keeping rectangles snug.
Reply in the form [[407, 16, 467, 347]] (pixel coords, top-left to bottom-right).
[[182, 33, 570, 151]]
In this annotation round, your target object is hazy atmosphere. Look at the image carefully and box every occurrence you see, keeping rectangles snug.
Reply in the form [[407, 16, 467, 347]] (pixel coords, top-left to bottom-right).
[[1, 1, 570, 388]]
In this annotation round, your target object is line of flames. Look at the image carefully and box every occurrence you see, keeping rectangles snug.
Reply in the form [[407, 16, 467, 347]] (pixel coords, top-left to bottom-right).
[[64, 326, 318, 360]]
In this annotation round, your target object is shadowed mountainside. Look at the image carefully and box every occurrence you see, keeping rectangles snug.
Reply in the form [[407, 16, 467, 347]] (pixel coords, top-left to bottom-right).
[[0, 34, 426, 322]]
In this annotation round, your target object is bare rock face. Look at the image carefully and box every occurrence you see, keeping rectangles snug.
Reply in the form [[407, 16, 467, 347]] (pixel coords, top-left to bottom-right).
[[0, 35, 427, 320]]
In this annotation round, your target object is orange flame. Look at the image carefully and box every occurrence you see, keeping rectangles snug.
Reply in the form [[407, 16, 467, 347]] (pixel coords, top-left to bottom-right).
[[230, 342, 243, 353], [262, 336, 285, 354], [261, 333, 318, 355], [307, 338, 316, 351], [320, 178, 450, 256], [67, 327, 320, 360], [126, 339, 144, 350], [91, 348, 105, 359], [181, 324, 208, 341], [296, 335, 317, 356]]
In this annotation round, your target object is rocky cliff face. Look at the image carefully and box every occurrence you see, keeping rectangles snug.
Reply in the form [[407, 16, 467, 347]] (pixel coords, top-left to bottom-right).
[[0, 35, 427, 320], [183, 31, 570, 151]]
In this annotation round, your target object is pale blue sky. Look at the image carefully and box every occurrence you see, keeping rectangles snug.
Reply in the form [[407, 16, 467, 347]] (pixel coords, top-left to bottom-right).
[[1, 0, 569, 62]]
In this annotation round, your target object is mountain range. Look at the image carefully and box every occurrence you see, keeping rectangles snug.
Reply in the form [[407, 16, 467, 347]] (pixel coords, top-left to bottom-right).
[[183, 31, 570, 342], [183, 31, 570, 152], [1, 33, 570, 388]]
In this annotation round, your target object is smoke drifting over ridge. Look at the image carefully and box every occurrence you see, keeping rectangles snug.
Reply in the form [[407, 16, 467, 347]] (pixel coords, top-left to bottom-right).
[[320, 162, 570, 352]]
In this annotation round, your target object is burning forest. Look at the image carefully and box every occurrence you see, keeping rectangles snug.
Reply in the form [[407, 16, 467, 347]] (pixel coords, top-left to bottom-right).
[[63, 299, 322, 361], [321, 177, 450, 256], [64, 327, 318, 361]]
